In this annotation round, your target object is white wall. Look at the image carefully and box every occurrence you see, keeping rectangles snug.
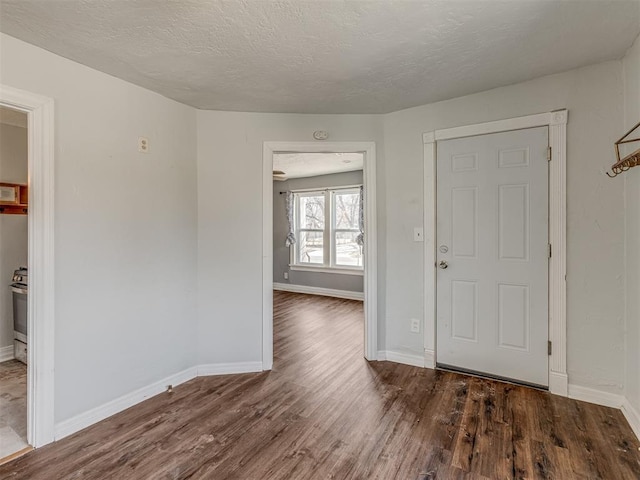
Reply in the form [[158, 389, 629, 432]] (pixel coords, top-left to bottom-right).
[[624, 34, 640, 414], [197, 61, 628, 396], [0, 120, 28, 351], [197, 111, 384, 365], [0, 34, 199, 423], [383, 61, 626, 393], [273, 170, 364, 293]]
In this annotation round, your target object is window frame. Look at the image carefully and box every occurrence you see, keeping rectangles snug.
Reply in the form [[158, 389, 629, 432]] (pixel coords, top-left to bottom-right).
[[290, 185, 364, 275]]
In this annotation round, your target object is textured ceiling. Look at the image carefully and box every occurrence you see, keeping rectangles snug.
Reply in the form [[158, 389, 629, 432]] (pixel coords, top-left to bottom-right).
[[274, 153, 363, 180], [1, 1, 639, 114]]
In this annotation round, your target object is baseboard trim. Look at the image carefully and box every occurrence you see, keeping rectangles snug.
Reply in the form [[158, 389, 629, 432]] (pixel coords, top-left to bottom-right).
[[54, 366, 198, 440], [549, 371, 568, 396], [621, 399, 640, 441], [0, 345, 14, 362], [568, 384, 624, 409], [54, 360, 266, 441], [273, 282, 364, 301], [424, 349, 435, 369], [378, 350, 426, 368], [197, 362, 263, 376]]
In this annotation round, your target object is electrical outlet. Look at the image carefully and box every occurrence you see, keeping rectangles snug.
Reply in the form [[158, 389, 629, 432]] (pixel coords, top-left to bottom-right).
[[284, 272, 289, 280], [138, 136, 149, 153], [410, 319, 420, 333]]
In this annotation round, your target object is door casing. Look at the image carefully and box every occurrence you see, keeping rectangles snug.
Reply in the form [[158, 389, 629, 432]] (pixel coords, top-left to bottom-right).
[[262, 142, 378, 369], [0, 84, 56, 447], [423, 110, 568, 396]]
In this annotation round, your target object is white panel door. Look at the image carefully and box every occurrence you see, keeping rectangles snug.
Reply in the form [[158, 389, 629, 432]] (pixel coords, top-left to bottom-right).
[[436, 127, 549, 387]]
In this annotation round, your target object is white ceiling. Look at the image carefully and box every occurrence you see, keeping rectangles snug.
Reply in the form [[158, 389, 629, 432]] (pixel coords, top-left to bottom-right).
[[1, 1, 638, 114], [273, 153, 363, 180]]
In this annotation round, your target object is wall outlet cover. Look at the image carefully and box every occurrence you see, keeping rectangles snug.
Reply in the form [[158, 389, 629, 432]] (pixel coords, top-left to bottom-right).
[[138, 136, 149, 153]]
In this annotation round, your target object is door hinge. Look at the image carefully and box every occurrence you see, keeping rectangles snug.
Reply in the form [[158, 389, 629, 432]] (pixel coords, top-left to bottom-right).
[[548, 341, 552, 355], [547, 146, 552, 162], [548, 243, 552, 258]]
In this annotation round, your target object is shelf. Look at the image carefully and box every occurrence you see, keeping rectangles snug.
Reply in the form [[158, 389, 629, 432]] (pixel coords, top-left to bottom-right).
[[0, 182, 28, 215]]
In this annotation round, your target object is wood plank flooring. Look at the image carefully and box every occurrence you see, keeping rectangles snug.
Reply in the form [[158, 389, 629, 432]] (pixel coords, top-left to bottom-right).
[[0, 359, 28, 458], [2, 291, 640, 479]]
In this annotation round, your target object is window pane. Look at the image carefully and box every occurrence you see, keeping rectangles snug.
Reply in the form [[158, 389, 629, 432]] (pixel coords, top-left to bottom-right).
[[300, 195, 324, 229], [335, 192, 360, 229], [335, 232, 363, 267], [298, 231, 324, 264]]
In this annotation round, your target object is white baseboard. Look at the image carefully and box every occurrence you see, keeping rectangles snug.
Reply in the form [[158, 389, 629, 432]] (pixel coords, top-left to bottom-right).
[[55, 366, 198, 440], [197, 362, 263, 376], [0, 345, 14, 362], [273, 282, 364, 301], [424, 349, 435, 369], [378, 350, 426, 368], [621, 398, 640, 440], [54, 360, 266, 441], [568, 384, 624, 409], [549, 371, 568, 396]]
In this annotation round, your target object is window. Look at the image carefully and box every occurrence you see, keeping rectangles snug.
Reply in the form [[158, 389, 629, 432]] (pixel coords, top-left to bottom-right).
[[292, 187, 363, 272]]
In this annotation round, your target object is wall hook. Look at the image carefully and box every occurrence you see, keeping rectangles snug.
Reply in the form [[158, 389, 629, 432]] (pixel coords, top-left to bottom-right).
[[607, 120, 640, 178]]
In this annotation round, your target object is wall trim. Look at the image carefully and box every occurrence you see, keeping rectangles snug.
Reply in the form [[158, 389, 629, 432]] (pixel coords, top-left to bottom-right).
[[378, 350, 426, 368], [273, 282, 364, 301], [55, 361, 264, 441], [622, 399, 640, 441], [424, 349, 435, 369], [0, 345, 14, 362], [1, 84, 56, 447], [549, 371, 569, 396], [565, 385, 640, 440], [263, 141, 378, 370], [54, 367, 198, 440], [289, 265, 364, 276], [424, 110, 568, 396], [197, 362, 263, 376], [568, 384, 624, 409]]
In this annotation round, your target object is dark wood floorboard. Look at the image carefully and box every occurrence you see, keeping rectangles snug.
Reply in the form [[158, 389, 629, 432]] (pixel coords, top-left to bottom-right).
[[2, 291, 640, 479]]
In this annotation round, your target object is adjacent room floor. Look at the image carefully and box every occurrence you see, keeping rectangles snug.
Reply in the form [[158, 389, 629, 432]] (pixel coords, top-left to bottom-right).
[[2, 291, 640, 478], [0, 359, 28, 460]]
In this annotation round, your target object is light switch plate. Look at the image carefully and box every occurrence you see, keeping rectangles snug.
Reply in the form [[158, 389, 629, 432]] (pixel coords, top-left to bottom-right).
[[413, 227, 424, 242]]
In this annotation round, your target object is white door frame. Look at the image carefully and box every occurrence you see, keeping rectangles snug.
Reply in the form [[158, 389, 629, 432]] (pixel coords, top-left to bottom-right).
[[262, 142, 377, 369], [0, 85, 55, 447], [423, 110, 568, 396]]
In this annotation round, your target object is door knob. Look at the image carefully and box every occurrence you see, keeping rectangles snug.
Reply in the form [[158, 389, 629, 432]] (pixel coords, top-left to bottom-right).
[[438, 260, 448, 269]]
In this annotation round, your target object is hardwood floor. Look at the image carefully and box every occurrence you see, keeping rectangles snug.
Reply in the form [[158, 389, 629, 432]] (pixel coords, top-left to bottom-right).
[[2, 291, 640, 479], [0, 359, 28, 458]]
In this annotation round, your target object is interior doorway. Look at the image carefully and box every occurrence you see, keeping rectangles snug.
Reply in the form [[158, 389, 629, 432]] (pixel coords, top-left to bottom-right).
[[263, 142, 377, 370], [0, 106, 30, 460], [0, 84, 55, 451]]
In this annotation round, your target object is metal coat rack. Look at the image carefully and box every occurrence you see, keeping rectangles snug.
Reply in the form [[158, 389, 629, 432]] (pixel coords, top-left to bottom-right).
[[607, 120, 640, 178]]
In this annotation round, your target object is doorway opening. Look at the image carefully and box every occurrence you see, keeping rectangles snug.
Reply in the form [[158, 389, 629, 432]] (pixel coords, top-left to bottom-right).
[[263, 142, 377, 370], [0, 106, 30, 460], [0, 85, 55, 453]]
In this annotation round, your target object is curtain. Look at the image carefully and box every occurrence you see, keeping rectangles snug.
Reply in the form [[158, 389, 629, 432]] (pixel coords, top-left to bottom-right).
[[356, 186, 364, 247], [285, 191, 296, 247]]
